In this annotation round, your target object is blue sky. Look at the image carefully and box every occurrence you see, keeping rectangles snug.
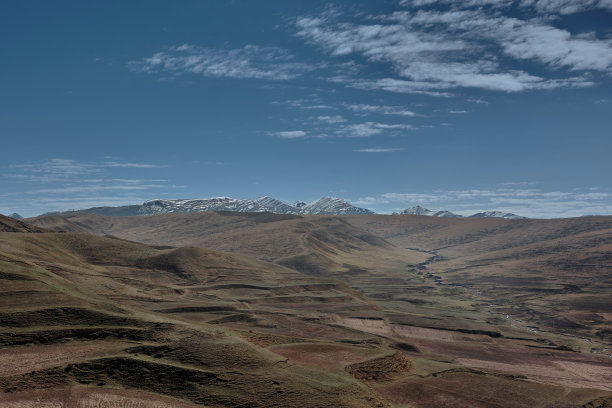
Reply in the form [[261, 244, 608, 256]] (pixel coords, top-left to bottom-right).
[[1, 0, 611, 218]]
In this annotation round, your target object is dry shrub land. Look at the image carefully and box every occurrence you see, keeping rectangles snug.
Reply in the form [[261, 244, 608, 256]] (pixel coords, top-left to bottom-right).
[[0, 212, 610, 407]]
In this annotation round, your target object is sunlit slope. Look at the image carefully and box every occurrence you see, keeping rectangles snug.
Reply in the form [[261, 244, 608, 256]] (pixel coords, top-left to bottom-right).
[[29, 211, 428, 276], [0, 227, 388, 407], [18, 212, 612, 406]]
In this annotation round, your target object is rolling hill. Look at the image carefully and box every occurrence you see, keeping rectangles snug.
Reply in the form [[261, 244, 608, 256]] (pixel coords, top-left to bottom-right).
[[2, 212, 611, 407]]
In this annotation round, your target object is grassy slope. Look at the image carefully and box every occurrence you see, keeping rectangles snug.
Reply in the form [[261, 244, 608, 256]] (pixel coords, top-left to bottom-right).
[[0, 228, 387, 407], [12, 212, 612, 407], [345, 214, 612, 342]]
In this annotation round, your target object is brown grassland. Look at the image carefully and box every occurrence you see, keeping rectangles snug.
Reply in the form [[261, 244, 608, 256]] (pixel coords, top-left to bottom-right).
[[0, 211, 610, 407]]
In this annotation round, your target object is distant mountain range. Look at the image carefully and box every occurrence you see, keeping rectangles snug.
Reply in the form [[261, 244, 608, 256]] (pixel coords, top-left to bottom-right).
[[394, 205, 525, 219], [469, 210, 526, 219], [394, 205, 463, 218], [35, 198, 525, 218], [7, 213, 23, 220], [43, 196, 374, 217]]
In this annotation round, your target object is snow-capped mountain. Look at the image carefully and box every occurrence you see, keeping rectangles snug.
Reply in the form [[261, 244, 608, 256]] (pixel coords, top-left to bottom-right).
[[394, 206, 462, 218], [394, 206, 525, 219], [432, 210, 463, 218], [136, 197, 294, 215], [469, 211, 526, 219], [7, 213, 23, 220], [138, 196, 373, 216], [396, 205, 435, 216], [301, 197, 373, 215], [40, 197, 524, 219], [46, 196, 374, 217], [253, 196, 299, 214]]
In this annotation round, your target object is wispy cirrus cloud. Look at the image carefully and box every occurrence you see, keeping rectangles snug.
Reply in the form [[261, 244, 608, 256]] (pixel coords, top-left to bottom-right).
[[269, 118, 415, 139], [1, 158, 176, 216], [344, 103, 417, 116], [24, 183, 167, 195], [337, 122, 414, 137], [279, 99, 337, 110], [519, 0, 612, 14], [105, 162, 168, 168], [337, 77, 455, 97], [467, 98, 489, 104], [316, 115, 346, 124], [355, 147, 403, 153], [402, 0, 612, 15], [7, 158, 99, 183], [296, 3, 610, 95], [129, 44, 316, 80], [270, 130, 308, 139]]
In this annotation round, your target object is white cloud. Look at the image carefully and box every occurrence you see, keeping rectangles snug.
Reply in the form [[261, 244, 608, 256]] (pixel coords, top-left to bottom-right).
[[355, 147, 403, 152], [341, 123, 383, 137], [391, 9, 612, 73], [271, 130, 308, 139], [316, 115, 346, 123], [467, 98, 489, 104], [519, 0, 612, 14], [25, 184, 167, 195], [343, 77, 455, 97], [403, 0, 612, 14], [496, 24, 612, 72], [300, 104, 334, 109], [105, 162, 167, 168], [2, 158, 178, 216], [130, 44, 316, 80], [7, 158, 99, 182], [382, 192, 449, 202], [353, 196, 388, 206], [344, 103, 417, 116], [354, 192, 442, 206], [337, 122, 413, 137], [296, 5, 608, 95], [283, 99, 336, 110], [269, 117, 414, 140], [296, 15, 466, 57]]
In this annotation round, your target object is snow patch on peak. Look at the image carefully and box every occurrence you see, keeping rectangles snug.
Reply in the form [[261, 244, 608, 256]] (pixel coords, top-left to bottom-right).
[[303, 197, 373, 215], [395, 206, 461, 218], [134, 196, 373, 216], [253, 196, 300, 214], [470, 211, 526, 219], [399, 205, 436, 216]]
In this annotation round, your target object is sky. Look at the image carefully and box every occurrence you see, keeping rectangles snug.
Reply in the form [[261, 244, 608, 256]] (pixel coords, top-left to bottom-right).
[[1, 0, 611, 218]]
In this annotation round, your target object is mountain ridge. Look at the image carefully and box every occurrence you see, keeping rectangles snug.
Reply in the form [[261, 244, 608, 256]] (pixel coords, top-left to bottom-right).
[[42, 196, 374, 217], [37, 197, 526, 219], [394, 205, 525, 219], [394, 205, 462, 218], [470, 210, 526, 219]]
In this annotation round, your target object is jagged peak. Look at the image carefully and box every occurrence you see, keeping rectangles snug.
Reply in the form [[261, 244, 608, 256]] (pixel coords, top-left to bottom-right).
[[35, 195, 379, 217], [396, 206, 462, 218]]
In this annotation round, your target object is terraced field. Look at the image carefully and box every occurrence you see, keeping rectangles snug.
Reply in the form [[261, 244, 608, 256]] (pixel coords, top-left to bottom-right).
[[1, 212, 611, 407]]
